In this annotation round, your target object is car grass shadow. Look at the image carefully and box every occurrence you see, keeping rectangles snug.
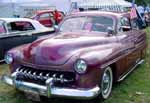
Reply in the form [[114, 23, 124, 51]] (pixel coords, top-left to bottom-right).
[[31, 97, 104, 103], [0, 61, 5, 65]]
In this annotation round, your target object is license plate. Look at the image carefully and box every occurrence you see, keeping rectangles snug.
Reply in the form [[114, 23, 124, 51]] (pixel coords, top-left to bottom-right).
[[24, 91, 40, 101]]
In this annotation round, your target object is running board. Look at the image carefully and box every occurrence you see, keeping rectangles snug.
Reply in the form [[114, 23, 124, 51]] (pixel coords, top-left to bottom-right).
[[117, 59, 145, 82]]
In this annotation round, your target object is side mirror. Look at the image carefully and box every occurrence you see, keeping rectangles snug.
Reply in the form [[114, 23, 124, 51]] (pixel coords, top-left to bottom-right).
[[54, 25, 59, 32], [120, 26, 131, 31], [107, 27, 115, 36]]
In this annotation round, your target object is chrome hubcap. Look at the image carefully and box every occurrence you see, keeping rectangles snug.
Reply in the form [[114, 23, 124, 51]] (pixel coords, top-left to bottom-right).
[[102, 70, 112, 96]]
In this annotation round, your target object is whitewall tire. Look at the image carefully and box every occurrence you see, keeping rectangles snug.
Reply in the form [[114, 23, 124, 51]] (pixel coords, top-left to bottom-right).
[[101, 66, 113, 99]]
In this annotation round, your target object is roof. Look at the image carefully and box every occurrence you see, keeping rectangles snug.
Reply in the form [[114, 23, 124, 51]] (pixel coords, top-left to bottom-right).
[[0, 18, 38, 23], [0, 17, 51, 31]]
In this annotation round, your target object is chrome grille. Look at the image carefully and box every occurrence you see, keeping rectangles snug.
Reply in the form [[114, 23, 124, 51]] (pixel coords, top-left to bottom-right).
[[16, 66, 76, 86]]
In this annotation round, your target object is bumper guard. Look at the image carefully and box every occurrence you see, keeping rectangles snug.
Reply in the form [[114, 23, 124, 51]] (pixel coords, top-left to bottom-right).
[[1, 73, 100, 99]]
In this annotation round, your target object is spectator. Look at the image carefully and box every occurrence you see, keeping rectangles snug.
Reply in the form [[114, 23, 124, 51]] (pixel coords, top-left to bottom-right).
[[144, 11, 150, 26], [132, 6, 146, 29], [137, 6, 145, 17], [53, 9, 60, 25], [145, 7, 150, 13]]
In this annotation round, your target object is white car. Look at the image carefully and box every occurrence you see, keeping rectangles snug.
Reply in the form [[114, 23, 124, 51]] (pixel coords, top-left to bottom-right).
[[0, 18, 54, 61], [0, 18, 54, 33]]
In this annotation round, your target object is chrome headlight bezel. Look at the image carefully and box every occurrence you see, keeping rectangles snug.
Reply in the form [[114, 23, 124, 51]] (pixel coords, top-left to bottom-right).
[[74, 59, 87, 74], [5, 53, 13, 64]]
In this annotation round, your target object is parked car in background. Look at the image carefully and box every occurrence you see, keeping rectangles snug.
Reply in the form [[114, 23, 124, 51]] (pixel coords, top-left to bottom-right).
[[2, 11, 146, 101], [0, 18, 54, 61], [31, 10, 64, 27]]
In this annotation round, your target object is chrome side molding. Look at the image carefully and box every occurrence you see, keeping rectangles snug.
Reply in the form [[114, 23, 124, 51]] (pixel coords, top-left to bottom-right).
[[118, 59, 144, 82]]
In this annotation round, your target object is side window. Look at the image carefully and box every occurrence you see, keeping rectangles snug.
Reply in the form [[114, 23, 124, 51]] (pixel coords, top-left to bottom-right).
[[7, 23, 12, 32], [118, 17, 131, 32], [120, 17, 130, 27], [49, 13, 53, 17], [39, 13, 50, 20], [20, 22, 35, 31], [0, 21, 6, 34], [91, 16, 114, 32], [8, 21, 35, 32]]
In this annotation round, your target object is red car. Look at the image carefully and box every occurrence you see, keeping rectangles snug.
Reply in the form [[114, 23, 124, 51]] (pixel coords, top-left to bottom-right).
[[31, 10, 64, 27], [2, 11, 147, 101]]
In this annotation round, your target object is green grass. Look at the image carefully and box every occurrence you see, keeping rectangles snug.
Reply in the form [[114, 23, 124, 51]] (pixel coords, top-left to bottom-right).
[[0, 28, 150, 103], [0, 64, 32, 103]]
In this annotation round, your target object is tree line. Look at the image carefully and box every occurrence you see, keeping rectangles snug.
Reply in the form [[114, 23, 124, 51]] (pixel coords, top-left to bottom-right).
[[126, 0, 150, 6]]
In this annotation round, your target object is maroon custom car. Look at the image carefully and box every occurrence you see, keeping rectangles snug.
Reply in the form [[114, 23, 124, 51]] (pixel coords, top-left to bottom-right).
[[2, 11, 147, 101]]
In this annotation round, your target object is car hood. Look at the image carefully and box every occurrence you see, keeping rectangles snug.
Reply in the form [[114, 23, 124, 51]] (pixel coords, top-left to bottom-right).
[[21, 32, 122, 66]]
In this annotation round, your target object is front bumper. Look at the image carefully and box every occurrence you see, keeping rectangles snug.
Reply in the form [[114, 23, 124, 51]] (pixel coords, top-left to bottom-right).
[[1, 73, 100, 99]]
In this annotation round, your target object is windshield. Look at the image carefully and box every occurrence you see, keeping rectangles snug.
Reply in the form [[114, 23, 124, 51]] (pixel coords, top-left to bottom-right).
[[60, 16, 114, 32]]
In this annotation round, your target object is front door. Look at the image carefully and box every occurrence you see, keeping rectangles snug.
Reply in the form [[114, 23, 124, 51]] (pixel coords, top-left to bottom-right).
[[38, 13, 54, 27], [116, 17, 142, 78]]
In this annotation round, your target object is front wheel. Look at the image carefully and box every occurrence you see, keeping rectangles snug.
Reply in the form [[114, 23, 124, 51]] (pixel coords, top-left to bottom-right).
[[100, 67, 113, 99]]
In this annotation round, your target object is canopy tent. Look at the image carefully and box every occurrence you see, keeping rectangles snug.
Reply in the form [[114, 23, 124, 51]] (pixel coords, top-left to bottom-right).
[[0, 0, 41, 3], [0, 0, 51, 17], [78, 0, 132, 12], [0, 0, 71, 17]]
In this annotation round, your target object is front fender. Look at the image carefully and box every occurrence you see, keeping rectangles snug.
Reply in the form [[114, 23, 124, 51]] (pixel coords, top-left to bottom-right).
[[72, 48, 118, 88], [79, 48, 114, 66]]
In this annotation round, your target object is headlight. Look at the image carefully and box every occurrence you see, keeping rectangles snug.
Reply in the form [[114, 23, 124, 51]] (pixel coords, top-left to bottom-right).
[[5, 53, 13, 64], [74, 59, 87, 74]]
